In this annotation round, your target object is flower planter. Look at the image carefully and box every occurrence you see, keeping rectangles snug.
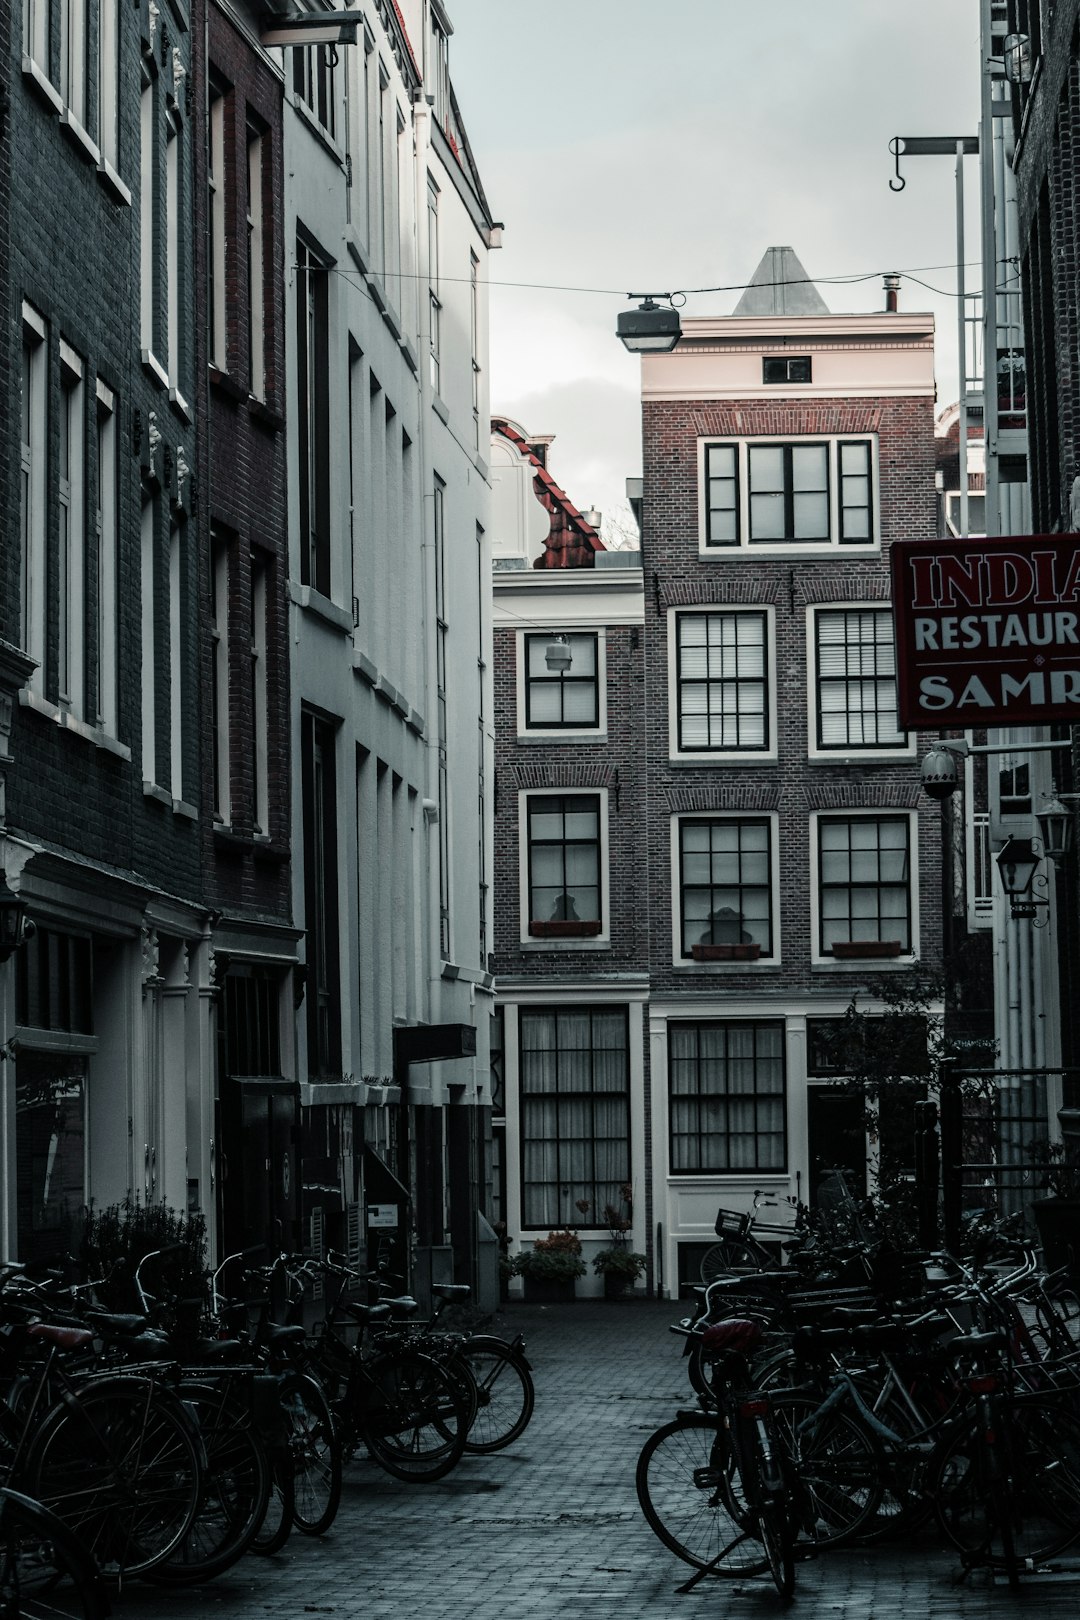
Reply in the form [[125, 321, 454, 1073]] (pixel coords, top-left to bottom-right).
[[529, 920, 602, 938], [692, 943, 761, 962], [830, 941, 904, 960], [603, 1271, 632, 1300], [521, 1275, 577, 1304]]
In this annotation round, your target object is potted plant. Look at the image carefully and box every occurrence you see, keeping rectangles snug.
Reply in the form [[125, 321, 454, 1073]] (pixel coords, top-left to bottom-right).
[[831, 940, 904, 959], [591, 1187, 646, 1299], [529, 919, 603, 938], [510, 1228, 586, 1303], [692, 942, 761, 962]]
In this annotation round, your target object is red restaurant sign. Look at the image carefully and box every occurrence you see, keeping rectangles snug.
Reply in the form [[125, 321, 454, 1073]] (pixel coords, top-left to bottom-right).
[[891, 534, 1080, 728]]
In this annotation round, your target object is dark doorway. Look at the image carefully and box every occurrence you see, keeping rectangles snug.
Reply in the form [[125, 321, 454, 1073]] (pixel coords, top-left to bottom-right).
[[220, 1079, 300, 1256], [806, 1086, 867, 1206]]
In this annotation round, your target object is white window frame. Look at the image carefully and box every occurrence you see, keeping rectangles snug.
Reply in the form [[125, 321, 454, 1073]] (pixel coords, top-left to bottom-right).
[[517, 787, 610, 950], [251, 552, 269, 833], [59, 0, 86, 123], [23, 0, 48, 68], [210, 534, 230, 822], [98, 0, 119, 167], [95, 381, 118, 735], [247, 125, 265, 400], [669, 811, 782, 967], [168, 522, 183, 798], [58, 342, 85, 715], [667, 604, 777, 763], [697, 434, 880, 557], [515, 628, 606, 739], [805, 604, 914, 762], [809, 809, 919, 968], [139, 72, 156, 356], [140, 498, 157, 786], [207, 90, 227, 370], [21, 304, 47, 684], [166, 109, 181, 387]]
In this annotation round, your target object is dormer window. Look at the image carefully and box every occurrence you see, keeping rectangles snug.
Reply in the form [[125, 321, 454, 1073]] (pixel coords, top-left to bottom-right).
[[763, 356, 811, 384]]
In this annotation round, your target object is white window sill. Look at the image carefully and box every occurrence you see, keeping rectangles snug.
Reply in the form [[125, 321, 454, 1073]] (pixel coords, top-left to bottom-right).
[[18, 692, 129, 758], [807, 747, 917, 765], [810, 956, 917, 972], [60, 108, 100, 165], [142, 350, 169, 390], [517, 731, 606, 745], [289, 582, 353, 634], [173, 798, 198, 820], [21, 55, 62, 114], [97, 157, 131, 206], [143, 781, 173, 808], [518, 938, 611, 952], [291, 92, 346, 167], [671, 960, 783, 973], [698, 544, 880, 561], [668, 753, 777, 767], [169, 387, 192, 423], [432, 395, 450, 426]]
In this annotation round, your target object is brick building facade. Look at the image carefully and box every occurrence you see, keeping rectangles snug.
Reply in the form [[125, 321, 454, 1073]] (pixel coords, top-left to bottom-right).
[[495, 255, 945, 1297]]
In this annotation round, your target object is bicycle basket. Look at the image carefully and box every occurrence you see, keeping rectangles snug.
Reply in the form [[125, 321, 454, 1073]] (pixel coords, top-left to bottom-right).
[[714, 1208, 747, 1239]]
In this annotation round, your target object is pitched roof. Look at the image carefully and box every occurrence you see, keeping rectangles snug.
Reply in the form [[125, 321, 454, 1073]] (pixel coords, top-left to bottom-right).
[[492, 419, 604, 569], [732, 247, 830, 316]]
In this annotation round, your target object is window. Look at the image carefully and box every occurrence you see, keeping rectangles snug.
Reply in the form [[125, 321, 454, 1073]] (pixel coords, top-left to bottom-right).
[[140, 498, 156, 782], [168, 522, 183, 797], [21, 307, 47, 679], [294, 44, 336, 140], [59, 0, 87, 122], [251, 552, 269, 833], [58, 346, 85, 714], [165, 112, 181, 386], [296, 236, 331, 595], [673, 609, 769, 754], [669, 1021, 786, 1173], [95, 384, 117, 734], [817, 816, 912, 956], [427, 177, 440, 394], [678, 817, 774, 960], [813, 608, 904, 751], [207, 89, 227, 368], [470, 252, 481, 450], [247, 124, 265, 399], [301, 712, 341, 1077], [210, 535, 230, 821], [98, 0, 119, 164], [525, 794, 602, 936], [763, 356, 811, 384], [23, 0, 48, 66], [703, 437, 876, 549], [523, 632, 599, 730], [519, 1007, 630, 1230], [140, 74, 156, 354]]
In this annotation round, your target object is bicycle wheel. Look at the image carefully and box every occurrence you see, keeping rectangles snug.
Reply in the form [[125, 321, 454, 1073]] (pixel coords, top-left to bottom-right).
[[0, 1488, 108, 1619], [770, 1392, 882, 1549], [361, 1352, 469, 1483], [934, 1397, 1080, 1568], [757, 1505, 795, 1600], [146, 1383, 271, 1584], [279, 1375, 342, 1537], [635, 1414, 768, 1577], [27, 1377, 201, 1580], [248, 1457, 295, 1556], [459, 1340, 535, 1454], [700, 1240, 771, 1285]]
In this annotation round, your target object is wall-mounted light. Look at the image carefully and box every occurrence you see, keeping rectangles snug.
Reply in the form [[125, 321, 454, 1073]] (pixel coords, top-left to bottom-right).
[[545, 636, 572, 673], [996, 835, 1043, 920], [0, 870, 33, 964], [1036, 797, 1074, 863], [261, 12, 359, 47]]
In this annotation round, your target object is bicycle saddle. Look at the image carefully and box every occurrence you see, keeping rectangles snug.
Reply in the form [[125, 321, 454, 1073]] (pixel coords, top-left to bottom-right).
[[27, 1322, 94, 1351], [701, 1318, 763, 1356], [432, 1284, 470, 1301]]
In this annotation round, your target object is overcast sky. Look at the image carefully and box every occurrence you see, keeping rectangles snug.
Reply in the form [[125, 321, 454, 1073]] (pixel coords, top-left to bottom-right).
[[447, 0, 983, 542]]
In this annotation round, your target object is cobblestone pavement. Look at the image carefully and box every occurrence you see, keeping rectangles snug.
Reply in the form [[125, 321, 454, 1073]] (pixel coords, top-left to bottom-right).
[[113, 1300, 1080, 1619]]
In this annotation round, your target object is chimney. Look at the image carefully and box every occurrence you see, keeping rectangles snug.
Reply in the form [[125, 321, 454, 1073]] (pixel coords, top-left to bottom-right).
[[883, 272, 901, 312]]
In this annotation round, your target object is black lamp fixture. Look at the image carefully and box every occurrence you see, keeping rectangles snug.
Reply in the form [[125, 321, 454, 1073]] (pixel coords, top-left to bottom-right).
[[0, 870, 32, 963], [1037, 797, 1074, 863], [544, 635, 572, 673], [995, 835, 1042, 917], [617, 298, 681, 355]]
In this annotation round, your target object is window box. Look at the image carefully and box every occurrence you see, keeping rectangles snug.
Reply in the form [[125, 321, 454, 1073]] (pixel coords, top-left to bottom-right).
[[830, 940, 903, 959], [691, 942, 762, 962], [529, 919, 602, 939]]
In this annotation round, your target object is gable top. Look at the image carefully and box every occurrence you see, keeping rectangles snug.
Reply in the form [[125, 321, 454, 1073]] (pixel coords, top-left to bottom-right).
[[732, 247, 830, 317], [492, 418, 604, 568]]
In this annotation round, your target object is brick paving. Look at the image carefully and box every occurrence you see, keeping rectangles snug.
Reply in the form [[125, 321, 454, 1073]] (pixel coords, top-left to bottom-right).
[[115, 1300, 1080, 1619]]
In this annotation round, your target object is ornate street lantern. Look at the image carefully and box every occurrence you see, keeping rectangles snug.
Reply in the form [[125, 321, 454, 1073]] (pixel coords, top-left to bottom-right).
[[0, 870, 32, 963]]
